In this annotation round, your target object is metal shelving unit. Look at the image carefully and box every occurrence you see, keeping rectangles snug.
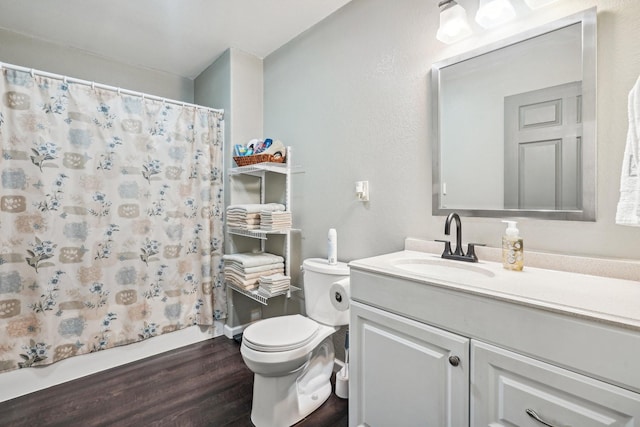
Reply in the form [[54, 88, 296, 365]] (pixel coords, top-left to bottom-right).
[[226, 283, 301, 305], [225, 146, 302, 305], [227, 228, 292, 240], [228, 161, 302, 177]]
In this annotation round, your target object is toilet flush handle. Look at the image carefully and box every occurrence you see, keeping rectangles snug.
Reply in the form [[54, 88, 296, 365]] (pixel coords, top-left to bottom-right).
[[334, 291, 343, 303]]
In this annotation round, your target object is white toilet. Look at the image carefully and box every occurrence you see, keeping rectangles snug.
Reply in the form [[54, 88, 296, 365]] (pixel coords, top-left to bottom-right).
[[240, 258, 350, 427]]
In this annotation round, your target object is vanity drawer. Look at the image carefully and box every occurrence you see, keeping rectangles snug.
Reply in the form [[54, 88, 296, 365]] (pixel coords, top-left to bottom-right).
[[471, 340, 640, 427]]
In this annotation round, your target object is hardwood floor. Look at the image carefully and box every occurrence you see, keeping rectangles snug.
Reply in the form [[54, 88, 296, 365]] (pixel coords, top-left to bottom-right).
[[0, 336, 348, 426]]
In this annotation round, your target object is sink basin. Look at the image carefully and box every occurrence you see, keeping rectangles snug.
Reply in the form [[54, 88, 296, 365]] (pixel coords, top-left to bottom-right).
[[392, 258, 495, 282]]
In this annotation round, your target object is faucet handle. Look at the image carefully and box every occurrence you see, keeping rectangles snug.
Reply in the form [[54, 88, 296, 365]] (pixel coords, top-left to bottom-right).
[[465, 243, 485, 262], [435, 239, 452, 257]]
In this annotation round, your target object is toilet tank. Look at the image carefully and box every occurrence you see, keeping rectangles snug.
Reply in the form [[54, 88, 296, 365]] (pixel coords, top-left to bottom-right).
[[302, 258, 350, 326]]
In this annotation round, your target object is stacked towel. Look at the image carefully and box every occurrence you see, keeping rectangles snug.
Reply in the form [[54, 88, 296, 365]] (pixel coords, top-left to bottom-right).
[[227, 212, 260, 230], [258, 273, 291, 297], [223, 252, 285, 291], [227, 203, 286, 230], [616, 75, 640, 226], [260, 210, 292, 231]]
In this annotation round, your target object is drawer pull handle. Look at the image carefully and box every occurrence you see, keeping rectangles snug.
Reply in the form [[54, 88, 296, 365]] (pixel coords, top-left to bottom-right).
[[448, 355, 460, 366], [526, 409, 559, 427]]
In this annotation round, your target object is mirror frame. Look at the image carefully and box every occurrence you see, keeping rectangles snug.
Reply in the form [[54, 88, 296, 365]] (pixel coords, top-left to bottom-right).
[[431, 8, 597, 221]]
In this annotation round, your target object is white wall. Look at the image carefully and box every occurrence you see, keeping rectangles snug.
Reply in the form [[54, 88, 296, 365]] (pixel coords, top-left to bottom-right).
[[0, 28, 193, 102], [264, 0, 640, 261]]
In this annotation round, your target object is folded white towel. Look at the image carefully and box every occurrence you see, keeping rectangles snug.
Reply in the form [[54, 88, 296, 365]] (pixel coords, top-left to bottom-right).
[[259, 210, 292, 230], [226, 275, 259, 290], [257, 273, 291, 297], [258, 273, 290, 283], [227, 223, 261, 230], [224, 262, 284, 274], [227, 213, 261, 220], [227, 203, 285, 214], [222, 252, 284, 267], [260, 210, 290, 216], [224, 267, 284, 280], [616, 76, 640, 226], [227, 220, 260, 227]]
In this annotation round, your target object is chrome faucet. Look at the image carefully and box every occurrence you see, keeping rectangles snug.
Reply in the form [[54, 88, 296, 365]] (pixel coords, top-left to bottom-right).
[[436, 213, 482, 263]]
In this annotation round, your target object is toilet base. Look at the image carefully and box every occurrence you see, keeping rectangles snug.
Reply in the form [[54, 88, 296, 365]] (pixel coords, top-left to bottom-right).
[[249, 337, 335, 427], [251, 372, 331, 427]]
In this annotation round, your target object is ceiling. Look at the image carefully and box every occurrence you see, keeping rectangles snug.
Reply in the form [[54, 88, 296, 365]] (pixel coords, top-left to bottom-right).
[[0, 0, 352, 79]]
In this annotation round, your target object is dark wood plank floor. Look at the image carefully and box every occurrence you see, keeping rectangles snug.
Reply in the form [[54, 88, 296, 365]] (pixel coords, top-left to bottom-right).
[[0, 336, 348, 426]]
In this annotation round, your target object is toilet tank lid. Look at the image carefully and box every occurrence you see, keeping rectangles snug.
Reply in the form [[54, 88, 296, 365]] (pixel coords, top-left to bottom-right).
[[303, 258, 349, 275]]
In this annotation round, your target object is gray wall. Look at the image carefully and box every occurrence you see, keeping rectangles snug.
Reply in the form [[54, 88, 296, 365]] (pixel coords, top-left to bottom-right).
[[0, 28, 193, 101], [196, 48, 265, 224], [195, 49, 233, 211], [264, 0, 640, 262]]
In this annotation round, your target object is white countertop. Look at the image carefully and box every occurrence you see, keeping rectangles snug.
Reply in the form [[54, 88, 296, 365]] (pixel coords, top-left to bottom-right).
[[349, 250, 640, 331]]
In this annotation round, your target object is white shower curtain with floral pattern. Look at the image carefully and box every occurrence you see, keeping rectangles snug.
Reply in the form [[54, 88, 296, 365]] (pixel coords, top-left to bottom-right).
[[0, 68, 225, 372]]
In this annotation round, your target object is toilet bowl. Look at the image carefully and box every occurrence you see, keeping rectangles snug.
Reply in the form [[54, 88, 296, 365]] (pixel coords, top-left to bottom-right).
[[240, 258, 349, 427]]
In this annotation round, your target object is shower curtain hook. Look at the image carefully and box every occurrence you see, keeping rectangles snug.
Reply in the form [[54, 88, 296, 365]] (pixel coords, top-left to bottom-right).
[[63, 76, 67, 84], [117, 87, 121, 96], [30, 69, 35, 78], [91, 81, 95, 90]]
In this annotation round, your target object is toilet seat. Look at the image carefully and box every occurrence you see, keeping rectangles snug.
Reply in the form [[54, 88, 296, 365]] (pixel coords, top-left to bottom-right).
[[243, 314, 320, 352]]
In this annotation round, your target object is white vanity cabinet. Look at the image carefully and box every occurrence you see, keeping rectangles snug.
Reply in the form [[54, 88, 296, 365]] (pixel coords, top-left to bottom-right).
[[348, 253, 640, 427], [350, 301, 469, 427], [472, 340, 640, 426]]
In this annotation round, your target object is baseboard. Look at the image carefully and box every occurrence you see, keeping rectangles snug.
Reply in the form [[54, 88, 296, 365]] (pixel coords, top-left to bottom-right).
[[223, 322, 250, 339], [0, 321, 224, 403]]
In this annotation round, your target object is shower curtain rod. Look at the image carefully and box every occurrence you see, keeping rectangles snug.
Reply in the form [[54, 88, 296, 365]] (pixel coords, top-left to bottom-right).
[[0, 61, 224, 115]]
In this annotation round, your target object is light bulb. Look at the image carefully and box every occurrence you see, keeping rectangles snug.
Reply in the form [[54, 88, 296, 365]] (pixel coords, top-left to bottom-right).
[[475, 0, 516, 29], [436, 0, 473, 44]]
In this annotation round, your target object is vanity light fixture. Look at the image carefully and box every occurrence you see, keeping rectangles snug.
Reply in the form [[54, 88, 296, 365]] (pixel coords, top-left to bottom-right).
[[523, 0, 559, 9], [436, 0, 473, 44], [475, 0, 516, 28]]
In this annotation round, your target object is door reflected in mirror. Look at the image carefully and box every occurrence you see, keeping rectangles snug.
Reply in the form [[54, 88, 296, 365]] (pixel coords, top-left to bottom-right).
[[432, 9, 596, 221]]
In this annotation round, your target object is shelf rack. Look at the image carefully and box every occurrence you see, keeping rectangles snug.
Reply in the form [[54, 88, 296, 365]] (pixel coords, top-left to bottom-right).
[[226, 283, 302, 305], [227, 227, 298, 240], [228, 161, 302, 177], [225, 146, 303, 305]]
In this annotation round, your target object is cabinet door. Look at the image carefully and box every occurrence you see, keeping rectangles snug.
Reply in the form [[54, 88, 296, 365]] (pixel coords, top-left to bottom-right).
[[350, 301, 469, 427], [471, 340, 640, 427]]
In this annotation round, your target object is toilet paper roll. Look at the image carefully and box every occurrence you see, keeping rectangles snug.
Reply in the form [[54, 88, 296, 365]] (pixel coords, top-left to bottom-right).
[[330, 278, 350, 312]]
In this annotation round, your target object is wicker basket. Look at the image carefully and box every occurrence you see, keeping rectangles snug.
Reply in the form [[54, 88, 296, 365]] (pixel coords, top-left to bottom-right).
[[233, 153, 286, 167]]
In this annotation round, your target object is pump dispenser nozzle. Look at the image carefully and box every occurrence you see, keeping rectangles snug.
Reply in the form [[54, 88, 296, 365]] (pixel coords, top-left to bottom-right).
[[502, 220, 519, 237]]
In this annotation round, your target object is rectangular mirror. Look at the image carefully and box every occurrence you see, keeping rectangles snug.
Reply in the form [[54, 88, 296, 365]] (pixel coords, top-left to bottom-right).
[[432, 8, 596, 221]]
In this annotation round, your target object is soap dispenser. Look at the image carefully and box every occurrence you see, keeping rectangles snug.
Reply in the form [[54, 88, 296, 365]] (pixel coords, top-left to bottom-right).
[[502, 220, 523, 271]]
